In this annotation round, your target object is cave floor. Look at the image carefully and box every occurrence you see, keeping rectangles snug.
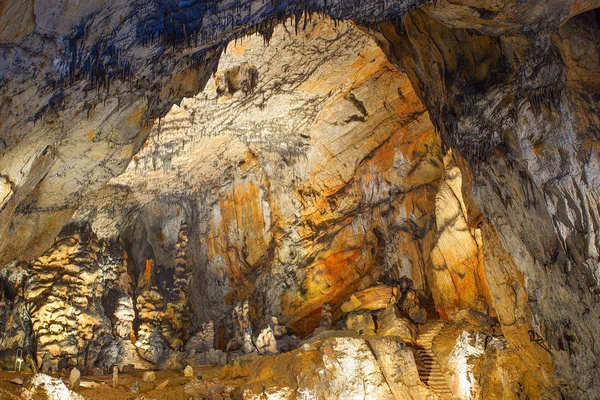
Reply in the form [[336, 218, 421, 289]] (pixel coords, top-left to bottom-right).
[[0, 321, 512, 399], [0, 367, 228, 399]]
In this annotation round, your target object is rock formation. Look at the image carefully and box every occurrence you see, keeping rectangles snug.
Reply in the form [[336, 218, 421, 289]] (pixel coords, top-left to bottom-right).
[[254, 323, 278, 355], [25, 223, 112, 373], [185, 321, 215, 355], [1, 1, 600, 399]]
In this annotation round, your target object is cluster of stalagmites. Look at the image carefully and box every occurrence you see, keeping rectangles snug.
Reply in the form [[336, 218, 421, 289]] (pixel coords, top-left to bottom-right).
[[0, 220, 469, 385], [0, 226, 431, 377], [0, 221, 519, 399], [0, 222, 305, 374]]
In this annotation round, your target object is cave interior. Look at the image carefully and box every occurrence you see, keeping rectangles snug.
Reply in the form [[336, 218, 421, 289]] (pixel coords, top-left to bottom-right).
[[1, 1, 600, 399]]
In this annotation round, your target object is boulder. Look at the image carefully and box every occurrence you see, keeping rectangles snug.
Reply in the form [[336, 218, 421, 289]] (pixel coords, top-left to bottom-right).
[[68, 367, 81, 390], [271, 317, 287, 338], [376, 306, 418, 344], [341, 285, 397, 314], [143, 371, 156, 383], [254, 325, 278, 355], [345, 311, 376, 335], [22, 374, 84, 400], [184, 365, 195, 377]]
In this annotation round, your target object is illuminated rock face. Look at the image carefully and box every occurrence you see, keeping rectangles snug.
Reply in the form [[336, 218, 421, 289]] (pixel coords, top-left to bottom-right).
[[72, 18, 458, 337], [25, 223, 112, 371], [1, 1, 600, 399], [429, 152, 491, 319], [377, 7, 600, 397], [235, 335, 436, 400]]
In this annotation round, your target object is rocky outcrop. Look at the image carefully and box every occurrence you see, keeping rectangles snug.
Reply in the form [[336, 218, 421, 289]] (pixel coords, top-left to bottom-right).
[[376, 5, 600, 397], [341, 285, 399, 313], [235, 335, 436, 400], [25, 223, 112, 372], [22, 373, 83, 400], [429, 152, 491, 319]]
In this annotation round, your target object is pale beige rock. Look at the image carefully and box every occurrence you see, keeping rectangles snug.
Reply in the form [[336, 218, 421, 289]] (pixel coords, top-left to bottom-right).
[[114, 295, 135, 338], [254, 325, 278, 355], [429, 152, 490, 319], [368, 338, 438, 400], [143, 371, 156, 383], [376, 306, 418, 344], [341, 286, 398, 314], [345, 311, 376, 336], [444, 330, 486, 398], [271, 317, 287, 338], [68, 367, 81, 390], [22, 374, 84, 400], [238, 335, 432, 400], [184, 365, 195, 377], [318, 337, 398, 399]]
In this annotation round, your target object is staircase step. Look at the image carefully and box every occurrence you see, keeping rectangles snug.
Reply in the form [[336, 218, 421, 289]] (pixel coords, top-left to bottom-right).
[[414, 320, 452, 397]]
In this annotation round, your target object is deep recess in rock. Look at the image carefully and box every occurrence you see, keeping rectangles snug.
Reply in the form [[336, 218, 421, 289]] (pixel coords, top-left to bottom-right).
[[1, 1, 600, 399]]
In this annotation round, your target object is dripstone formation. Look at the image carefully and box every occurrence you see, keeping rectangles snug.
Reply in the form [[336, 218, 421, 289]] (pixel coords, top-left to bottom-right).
[[1, 1, 600, 399]]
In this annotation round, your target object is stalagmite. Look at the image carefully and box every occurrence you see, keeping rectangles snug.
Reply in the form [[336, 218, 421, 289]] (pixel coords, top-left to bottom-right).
[[68, 367, 81, 390], [185, 321, 215, 354], [226, 300, 251, 352], [320, 303, 333, 329], [112, 366, 118, 388], [241, 327, 256, 354], [254, 324, 278, 355]]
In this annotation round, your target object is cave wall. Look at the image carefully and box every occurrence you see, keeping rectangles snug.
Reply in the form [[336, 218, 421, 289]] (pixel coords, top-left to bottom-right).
[[0, 0, 432, 268], [0, 17, 497, 379], [375, 5, 600, 397], [1, 1, 600, 399], [73, 18, 468, 335]]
